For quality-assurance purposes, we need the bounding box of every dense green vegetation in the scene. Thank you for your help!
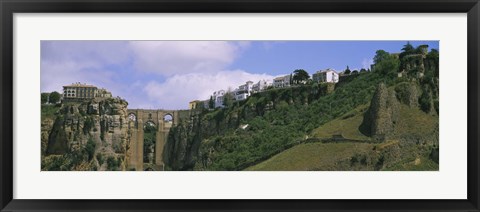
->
[41,91,61,104]
[165,42,439,171]
[143,123,156,163]
[41,104,61,121]
[178,70,395,170]
[247,103,439,171]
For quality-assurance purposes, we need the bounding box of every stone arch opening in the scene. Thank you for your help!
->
[143,120,157,164]
[127,112,137,128]
[163,113,173,128]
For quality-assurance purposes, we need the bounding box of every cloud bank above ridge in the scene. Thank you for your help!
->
[41,41,274,109]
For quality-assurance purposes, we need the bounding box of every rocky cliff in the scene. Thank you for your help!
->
[360,83,399,141]
[42,98,130,171]
[163,83,338,171]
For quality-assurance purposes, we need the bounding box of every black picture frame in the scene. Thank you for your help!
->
[1,0,479,211]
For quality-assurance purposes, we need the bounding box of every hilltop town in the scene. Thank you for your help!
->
[41,43,439,171]
[189,68,346,110]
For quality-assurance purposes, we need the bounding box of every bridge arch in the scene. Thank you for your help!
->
[126,109,184,171]
[163,113,173,122]
[163,113,173,128]
[127,112,137,128]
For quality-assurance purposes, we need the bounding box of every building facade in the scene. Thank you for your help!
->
[312,69,339,83]
[252,79,271,93]
[213,90,225,108]
[63,82,114,101]
[63,83,98,100]
[234,81,253,101]
[189,100,204,110]
[273,75,291,88]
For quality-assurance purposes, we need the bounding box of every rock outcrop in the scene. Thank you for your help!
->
[163,115,202,171]
[43,98,130,171]
[394,82,419,108]
[360,83,399,141]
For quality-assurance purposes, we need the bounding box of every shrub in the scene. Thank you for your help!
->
[107,156,119,171]
[85,138,96,161]
[419,85,432,113]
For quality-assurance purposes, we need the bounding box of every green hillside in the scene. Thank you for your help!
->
[311,104,370,141]
[164,44,439,171]
[246,103,439,171]
[165,71,388,171]
[245,142,374,171]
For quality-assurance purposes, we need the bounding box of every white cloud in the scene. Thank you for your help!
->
[41,41,263,109]
[41,41,130,92]
[41,41,130,66]
[128,41,249,76]
[141,70,275,110]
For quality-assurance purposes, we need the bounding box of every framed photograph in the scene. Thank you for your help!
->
[1,0,479,211]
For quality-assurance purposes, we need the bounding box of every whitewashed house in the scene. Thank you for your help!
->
[312,68,339,83]
[252,79,271,93]
[234,81,253,101]
[273,75,291,88]
[213,90,225,108]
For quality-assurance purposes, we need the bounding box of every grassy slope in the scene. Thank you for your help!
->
[245,142,373,171]
[246,102,439,171]
[311,104,370,141]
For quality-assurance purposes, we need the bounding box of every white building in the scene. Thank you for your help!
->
[273,75,291,88]
[234,81,253,101]
[213,90,225,108]
[202,99,210,109]
[312,69,339,83]
[252,79,271,93]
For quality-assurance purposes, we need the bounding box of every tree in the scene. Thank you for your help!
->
[223,93,234,108]
[344,66,351,75]
[41,93,49,104]
[85,138,96,161]
[49,91,61,104]
[399,42,415,59]
[401,42,414,53]
[428,48,439,58]
[374,54,400,77]
[419,85,432,113]
[373,50,390,64]
[373,49,400,76]
[360,68,367,73]
[292,69,310,84]
[209,96,215,109]
[427,49,439,77]
[352,70,359,75]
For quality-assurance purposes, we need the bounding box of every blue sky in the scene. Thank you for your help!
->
[41,41,439,110]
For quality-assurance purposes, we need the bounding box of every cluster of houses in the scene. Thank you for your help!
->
[189,68,340,109]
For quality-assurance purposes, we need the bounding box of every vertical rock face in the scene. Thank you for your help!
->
[41,119,55,155]
[394,82,419,108]
[43,98,130,171]
[163,115,201,171]
[360,83,399,141]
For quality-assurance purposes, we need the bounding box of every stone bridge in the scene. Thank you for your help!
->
[126,109,181,171]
